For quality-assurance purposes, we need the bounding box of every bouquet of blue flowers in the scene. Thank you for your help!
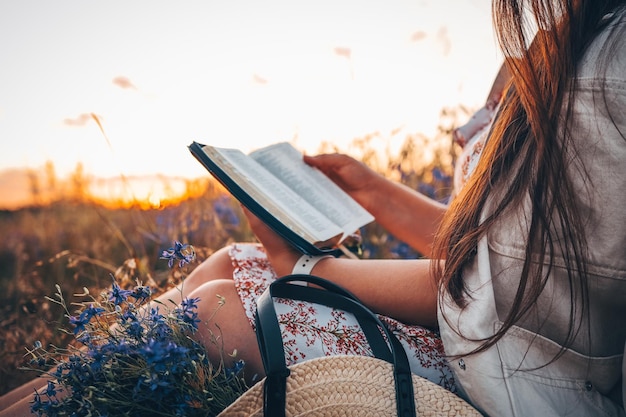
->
[26,242,248,417]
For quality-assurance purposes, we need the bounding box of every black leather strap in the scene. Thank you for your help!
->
[255,274,417,417]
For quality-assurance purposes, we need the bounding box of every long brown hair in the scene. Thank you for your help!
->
[433,0,625,357]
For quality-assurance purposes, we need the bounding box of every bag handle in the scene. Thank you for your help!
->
[255,274,416,417]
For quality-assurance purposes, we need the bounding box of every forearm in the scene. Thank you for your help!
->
[247,207,440,327]
[360,175,447,257]
[272,255,439,328]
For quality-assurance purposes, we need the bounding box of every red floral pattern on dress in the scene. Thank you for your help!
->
[229,243,457,392]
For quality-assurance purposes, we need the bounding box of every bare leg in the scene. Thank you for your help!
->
[160,245,264,380]
[0,395,33,417]
[0,245,254,415]
[145,245,238,308]
[187,279,264,383]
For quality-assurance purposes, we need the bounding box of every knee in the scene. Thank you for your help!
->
[182,245,235,293]
[189,279,235,312]
[186,279,249,351]
[187,279,244,337]
[185,279,264,381]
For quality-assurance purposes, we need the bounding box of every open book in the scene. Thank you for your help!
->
[188,141,374,256]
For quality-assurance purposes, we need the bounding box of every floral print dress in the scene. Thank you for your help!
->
[228,105,494,394]
[229,243,456,392]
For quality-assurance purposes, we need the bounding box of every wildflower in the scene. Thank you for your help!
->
[82,304,105,320]
[140,338,190,374]
[225,359,246,380]
[180,296,200,311]
[131,284,152,301]
[45,381,57,398]
[143,371,172,392]
[108,280,132,305]
[69,314,90,335]
[146,307,172,339]
[121,309,137,323]
[175,296,201,331]
[160,241,196,268]
[31,390,43,415]
[76,332,93,346]
[27,256,248,416]
[126,320,145,339]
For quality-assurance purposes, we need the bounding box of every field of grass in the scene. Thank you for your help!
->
[0,111,465,397]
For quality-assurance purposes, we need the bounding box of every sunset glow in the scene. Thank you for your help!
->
[0,0,501,209]
[87,176,207,210]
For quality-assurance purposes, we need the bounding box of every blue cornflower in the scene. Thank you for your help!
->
[160,241,195,268]
[140,339,189,373]
[149,306,165,323]
[225,359,245,380]
[68,315,90,335]
[29,275,250,416]
[88,348,107,371]
[82,304,105,321]
[180,296,200,312]
[52,364,65,381]
[76,332,93,347]
[93,339,131,360]
[109,280,132,305]
[140,338,168,368]
[146,307,172,339]
[69,304,106,336]
[121,309,137,323]
[41,398,59,416]
[31,390,43,415]
[180,311,200,331]
[144,372,170,391]
[131,285,152,302]
[45,381,57,398]
[126,320,144,339]
[175,297,201,331]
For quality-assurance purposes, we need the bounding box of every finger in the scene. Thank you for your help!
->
[303,153,350,172]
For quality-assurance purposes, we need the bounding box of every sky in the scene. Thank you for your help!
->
[0,0,501,184]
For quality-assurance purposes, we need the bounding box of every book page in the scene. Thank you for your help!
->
[201,146,344,243]
[249,143,374,239]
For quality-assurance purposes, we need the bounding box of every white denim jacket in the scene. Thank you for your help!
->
[439,8,626,416]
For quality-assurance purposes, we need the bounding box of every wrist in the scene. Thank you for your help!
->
[358,173,386,214]
[291,254,333,275]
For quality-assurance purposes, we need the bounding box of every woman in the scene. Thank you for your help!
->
[186,1,626,414]
[186,1,624,415]
[2,0,624,415]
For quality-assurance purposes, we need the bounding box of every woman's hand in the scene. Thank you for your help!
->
[303,153,385,213]
[306,152,447,256]
[241,207,301,277]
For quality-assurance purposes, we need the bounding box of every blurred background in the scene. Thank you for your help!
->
[0,0,500,208]
[0,0,500,396]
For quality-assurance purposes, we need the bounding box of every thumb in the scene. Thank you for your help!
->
[303,153,350,172]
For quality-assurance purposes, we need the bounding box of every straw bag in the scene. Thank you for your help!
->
[218,275,481,417]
